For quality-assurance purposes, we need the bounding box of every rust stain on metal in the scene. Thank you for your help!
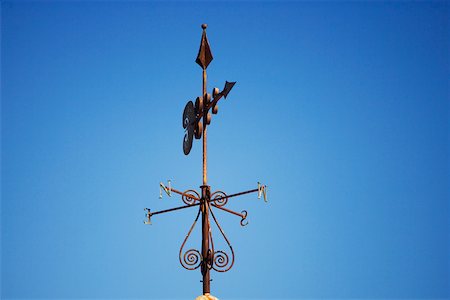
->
[196,24,213,70]
[143,24,268,297]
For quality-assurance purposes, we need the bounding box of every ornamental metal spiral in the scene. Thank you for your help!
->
[179,208,202,270]
[182,189,201,205]
[183,249,202,269]
[209,206,235,272]
[213,250,230,269]
[211,191,227,207]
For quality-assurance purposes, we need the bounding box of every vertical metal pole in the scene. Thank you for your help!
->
[202,67,207,186]
[201,185,211,294]
[201,37,210,293]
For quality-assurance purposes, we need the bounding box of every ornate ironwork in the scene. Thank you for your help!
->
[209,207,234,272]
[179,209,202,270]
[211,190,227,207]
[143,24,268,296]
[182,189,201,205]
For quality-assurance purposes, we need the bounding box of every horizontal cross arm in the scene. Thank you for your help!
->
[144,203,200,224]
[170,188,200,201]
[208,188,259,203]
[211,204,248,226]
[151,203,200,216]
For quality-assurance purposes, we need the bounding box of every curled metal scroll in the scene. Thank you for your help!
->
[182,189,200,205]
[182,249,202,269]
[213,250,230,270]
[211,191,228,207]
[209,206,235,272]
[179,208,202,270]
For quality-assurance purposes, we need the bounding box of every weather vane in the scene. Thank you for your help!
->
[144,24,267,300]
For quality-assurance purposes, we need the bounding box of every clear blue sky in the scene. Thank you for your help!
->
[1,1,449,299]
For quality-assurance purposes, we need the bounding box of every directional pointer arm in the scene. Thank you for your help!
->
[144,203,200,224]
[211,204,248,226]
[208,188,258,204]
[208,183,267,204]
[206,81,236,111]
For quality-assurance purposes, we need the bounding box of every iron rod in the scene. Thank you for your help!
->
[201,24,210,295]
[206,94,223,111]
[150,203,200,216]
[201,185,211,294]
[170,187,200,200]
[208,188,259,203]
[211,204,245,218]
[202,67,207,186]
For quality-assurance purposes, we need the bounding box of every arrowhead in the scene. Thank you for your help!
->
[195,29,213,69]
[222,81,236,99]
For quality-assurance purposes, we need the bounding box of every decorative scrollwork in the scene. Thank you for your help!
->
[182,189,200,205]
[211,190,228,207]
[209,207,235,272]
[213,250,229,269]
[181,249,202,270]
[179,208,202,270]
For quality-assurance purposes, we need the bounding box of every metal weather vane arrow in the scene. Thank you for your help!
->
[144,24,267,299]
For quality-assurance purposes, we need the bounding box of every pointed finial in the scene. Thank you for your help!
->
[196,24,213,69]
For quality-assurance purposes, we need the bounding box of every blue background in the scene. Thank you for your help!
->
[1,1,449,299]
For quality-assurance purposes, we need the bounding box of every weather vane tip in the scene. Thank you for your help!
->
[196,24,213,69]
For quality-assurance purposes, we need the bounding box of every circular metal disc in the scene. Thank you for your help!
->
[183,129,194,155]
[183,101,195,128]
[183,101,195,155]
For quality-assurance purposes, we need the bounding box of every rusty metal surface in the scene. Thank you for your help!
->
[211,190,228,206]
[222,81,236,99]
[179,209,202,270]
[208,188,259,204]
[209,207,234,272]
[196,24,213,70]
[201,185,211,293]
[182,189,201,205]
[144,24,268,296]
[202,70,208,186]
[150,202,199,216]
